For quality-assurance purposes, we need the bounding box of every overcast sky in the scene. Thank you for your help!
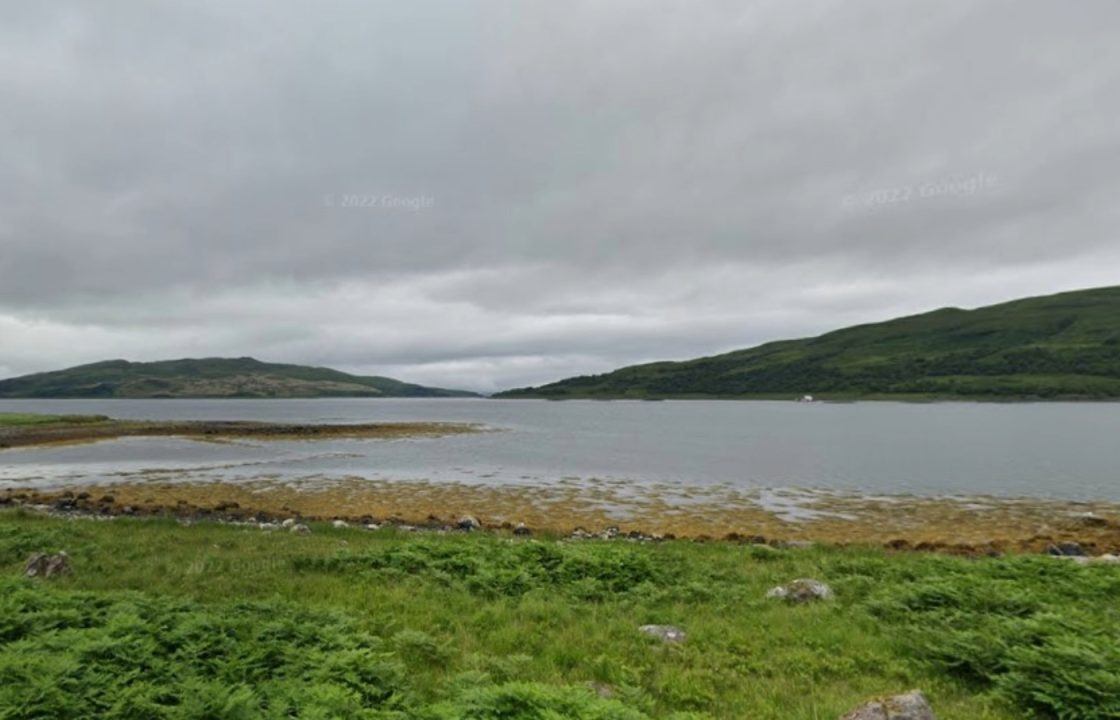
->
[1,1,1118,392]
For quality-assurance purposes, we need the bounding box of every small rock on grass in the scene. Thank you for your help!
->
[638,624,686,643]
[840,690,936,719]
[766,578,833,602]
[290,523,311,535]
[281,518,297,529]
[513,523,532,536]
[332,519,349,528]
[25,552,71,579]
[457,516,481,531]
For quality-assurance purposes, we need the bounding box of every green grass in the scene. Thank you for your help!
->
[2,512,1118,718]
[497,285,1120,400]
[0,413,110,427]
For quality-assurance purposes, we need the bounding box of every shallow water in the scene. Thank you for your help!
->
[1,398,1119,500]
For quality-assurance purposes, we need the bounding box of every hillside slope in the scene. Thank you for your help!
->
[0,357,478,398]
[497,286,1120,400]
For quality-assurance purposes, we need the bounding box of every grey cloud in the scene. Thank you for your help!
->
[1,0,1118,389]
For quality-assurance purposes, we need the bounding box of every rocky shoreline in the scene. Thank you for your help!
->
[5,483,1120,560]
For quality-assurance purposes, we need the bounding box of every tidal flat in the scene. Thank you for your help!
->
[0,411,478,450]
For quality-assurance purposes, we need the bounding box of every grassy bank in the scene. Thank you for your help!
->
[0,412,110,427]
[3,512,1119,718]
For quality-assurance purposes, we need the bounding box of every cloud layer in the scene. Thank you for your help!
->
[2,1,1118,391]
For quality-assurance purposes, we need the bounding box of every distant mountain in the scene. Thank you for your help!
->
[0,357,478,399]
[496,286,1120,400]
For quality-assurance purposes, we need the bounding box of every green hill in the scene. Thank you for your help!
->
[0,357,478,399]
[496,286,1120,400]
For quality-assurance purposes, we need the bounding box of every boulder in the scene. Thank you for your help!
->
[25,552,71,579]
[841,690,936,719]
[332,519,349,529]
[281,518,297,529]
[513,523,532,536]
[766,578,833,603]
[290,523,311,535]
[457,516,481,531]
[638,624,686,643]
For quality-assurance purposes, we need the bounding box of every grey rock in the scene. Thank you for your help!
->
[457,516,481,531]
[1047,541,1085,557]
[513,522,532,536]
[1072,512,1110,528]
[281,518,297,529]
[331,519,349,528]
[766,578,834,603]
[25,552,71,579]
[638,624,686,643]
[841,690,936,719]
[290,523,311,535]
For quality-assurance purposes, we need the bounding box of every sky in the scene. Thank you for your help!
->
[1,1,1118,393]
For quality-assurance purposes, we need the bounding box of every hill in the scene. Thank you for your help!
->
[496,286,1120,400]
[0,357,478,398]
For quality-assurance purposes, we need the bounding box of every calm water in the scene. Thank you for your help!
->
[1,398,1118,500]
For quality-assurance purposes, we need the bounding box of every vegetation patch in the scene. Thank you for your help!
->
[2,512,1119,718]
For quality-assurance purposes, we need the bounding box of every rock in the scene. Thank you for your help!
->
[1072,512,1110,528]
[281,518,297,529]
[1048,541,1085,556]
[25,552,71,579]
[258,522,280,531]
[290,523,311,535]
[569,527,593,540]
[1059,553,1120,565]
[588,682,615,698]
[776,540,815,550]
[332,519,349,528]
[766,578,833,603]
[601,526,621,540]
[364,523,381,531]
[638,624,686,643]
[513,523,532,536]
[841,690,936,719]
[457,516,481,531]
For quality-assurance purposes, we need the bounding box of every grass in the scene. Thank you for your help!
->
[0,413,109,427]
[2,511,1118,718]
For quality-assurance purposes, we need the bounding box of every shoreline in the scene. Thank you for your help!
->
[6,478,1119,556]
[0,418,480,450]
